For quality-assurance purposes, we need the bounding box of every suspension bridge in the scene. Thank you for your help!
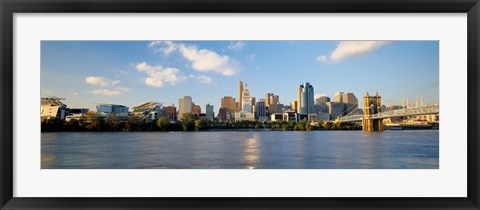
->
[335,92,439,131]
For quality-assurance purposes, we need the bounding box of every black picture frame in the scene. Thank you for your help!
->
[1,0,479,209]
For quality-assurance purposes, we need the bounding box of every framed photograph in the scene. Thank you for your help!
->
[1,0,479,209]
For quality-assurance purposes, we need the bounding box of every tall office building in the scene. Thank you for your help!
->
[327,102,344,120]
[255,99,267,118]
[235,83,255,121]
[315,96,330,113]
[265,93,279,106]
[178,96,192,119]
[220,96,236,112]
[297,86,302,111]
[342,92,359,115]
[192,103,201,115]
[291,100,298,111]
[297,82,315,114]
[342,92,358,105]
[238,81,244,111]
[333,92,345,103]
[206,104,214,121]
[242,84,253,112]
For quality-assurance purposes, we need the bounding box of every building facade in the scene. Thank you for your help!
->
[41,97,69,120]
[178,96,193,118]
[96,104,129,118]
[255,99,267,119]
[221,96,236,112]
[192,103,201,115]
[206,104,214,121]
[298,82,315,114]
[238,81,244,111]
[163,106,177,121]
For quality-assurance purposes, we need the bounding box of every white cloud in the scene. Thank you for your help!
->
[178,44,240,76]
[89,89,122,96]
[317,41,391,64]
[228,41,246,51]
[85,76,120,87]
[149,41,177,56]
[69,92,78,96]
[246,54,255,62]
[189,74,214,84]
[135,62,186,87]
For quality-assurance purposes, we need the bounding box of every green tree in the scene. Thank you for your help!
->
[180,113,195,131]
[106,113,120,131]
[156,117,170,131]
[306,123,313,131]
[124,116,139,131]
[294,121,305,131]
[65,119,81,131]
[194,119,209,131]
[254,122,262,129]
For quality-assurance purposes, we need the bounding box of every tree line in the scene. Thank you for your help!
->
[41,112,361,132]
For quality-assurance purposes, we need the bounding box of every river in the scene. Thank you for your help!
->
[41,130,439,169]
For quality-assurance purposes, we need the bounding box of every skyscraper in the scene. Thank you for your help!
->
[315,96,330,113]
[178,96,192,119]
[342,92,359,115]
[298,82,315,114]
[206,104,214,121]
[235,83,256,121]
[333,92,345,103]
[242,84,253,113]
[220,96,236,112]
[238,81,243,111]
[255,99,267,118]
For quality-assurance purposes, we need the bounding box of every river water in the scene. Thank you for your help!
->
[41,130,439,169]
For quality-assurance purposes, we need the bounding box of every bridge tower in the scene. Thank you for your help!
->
[362,91,383,131]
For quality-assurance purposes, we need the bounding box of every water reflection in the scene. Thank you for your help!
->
[243,134,260,169]
[41,131,439,169]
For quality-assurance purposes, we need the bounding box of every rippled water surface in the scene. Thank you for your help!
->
[41,130,439,169]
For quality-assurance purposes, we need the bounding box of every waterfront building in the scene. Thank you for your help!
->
[132,101,163,121]
[270,113,283,122]
[206,104,214,121]
[65,108,89,122]
[298,82,315,114]
[234,112,255,121]
[96,104,129,118]
[282,110,298,122]
[192,103,201,115]
[221,96,236,112]
[41,97,69,120]
[178,96,193,119]
[163,105,177,121]
[326,102,344,120]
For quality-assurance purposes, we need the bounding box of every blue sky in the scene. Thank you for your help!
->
[41,41,439,112]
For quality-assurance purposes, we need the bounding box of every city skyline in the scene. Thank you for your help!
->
[41,41,439,111]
